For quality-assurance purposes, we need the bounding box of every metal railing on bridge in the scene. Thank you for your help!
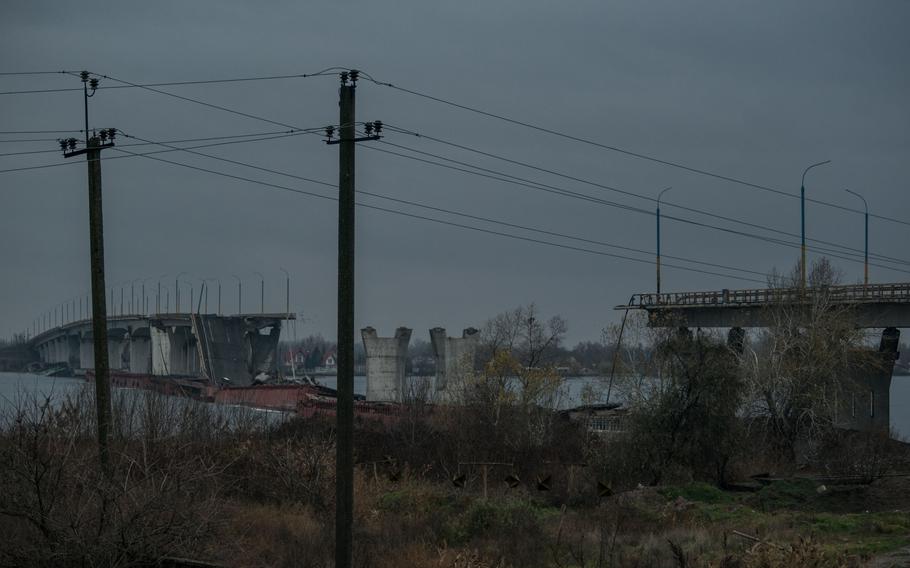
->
[624,282,910,310]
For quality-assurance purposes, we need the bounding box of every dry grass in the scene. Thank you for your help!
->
[1,386,908,567]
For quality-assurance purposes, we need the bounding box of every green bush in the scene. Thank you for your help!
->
[748,478,818,510]
[446,497,555,544]
[659,482,733,504]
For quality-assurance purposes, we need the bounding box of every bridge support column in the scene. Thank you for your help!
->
[128,327,151,374]
[80,334,95,370]
[430,327,480,400]
[151,326,171,376]
[248,321,280,380]
[107,328,130,371]
[171,326,197,376]
[837,327,900,434]
[362,327,412,402]
[149,324,197,376]
[727,327,745,355]
[66,335,80,369]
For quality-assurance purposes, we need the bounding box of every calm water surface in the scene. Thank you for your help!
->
[1,372,907,439]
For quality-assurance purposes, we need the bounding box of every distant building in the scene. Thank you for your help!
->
[561,403,628,434]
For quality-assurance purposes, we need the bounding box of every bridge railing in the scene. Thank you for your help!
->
[627,282,910,309]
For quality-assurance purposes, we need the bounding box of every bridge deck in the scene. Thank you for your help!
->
[28,313,295,345]
[616,283,910,328]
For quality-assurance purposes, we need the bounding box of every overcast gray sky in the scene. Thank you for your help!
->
[2,0,908,345]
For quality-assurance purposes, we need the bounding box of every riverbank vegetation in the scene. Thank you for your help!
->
[2,385,908,567]
[2,262,909,566]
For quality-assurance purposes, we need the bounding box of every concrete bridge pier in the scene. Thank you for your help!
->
[79,334,94,370]
[128,326,152,374]
[150,324,197,376]
[430,327,479,399]
[727,327,745,354]
[248,322,281,379]
[362,327,412,402]
[108,327,131,371]
[49,336,69,365]
[66,334,80,369]
[837,327,900,433]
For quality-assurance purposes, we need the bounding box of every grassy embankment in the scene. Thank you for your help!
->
[2,388,909,567]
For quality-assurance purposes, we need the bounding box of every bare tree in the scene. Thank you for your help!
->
[480,303,567,370]
[604,323,743,486]
[739,258,874,460]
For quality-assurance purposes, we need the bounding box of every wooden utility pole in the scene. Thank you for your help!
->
[335,70,356,568]
[326,69,382,568]
[86,136,112,468]
[61,71,116,469]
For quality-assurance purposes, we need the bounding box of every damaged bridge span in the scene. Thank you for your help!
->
[28,312,292,386]
[616,282,909,435]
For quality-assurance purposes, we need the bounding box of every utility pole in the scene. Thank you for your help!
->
[325,69,382,568]
[59,70,116,469]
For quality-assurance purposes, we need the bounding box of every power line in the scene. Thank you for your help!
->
[0,129,319,175]
[8,67,903,229]
[360,140,910,276]
[82,70,345,133]
[0,71,67,76]
[126,131,766,277]
[8,69,901,278]
[73,69,910,266]
[85,68,897,264]
[111,140,765,284]
[0,130,83,134]
[382,124,910,268]
[0,138,68,144]
[0,128,319,158]
[363,74,910,229]
[0,68,345,96]
[356,129,910,272]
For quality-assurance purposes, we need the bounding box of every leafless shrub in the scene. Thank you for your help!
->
[0,388,226,567]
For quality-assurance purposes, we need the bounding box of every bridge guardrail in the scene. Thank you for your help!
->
[626,282,910,309]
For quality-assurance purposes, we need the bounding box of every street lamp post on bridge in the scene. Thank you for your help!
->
[280,267,294,379]
[142,277,155,315]
[845,188,869,287]
[232,275,242,314]
[157,274,168,314]
[656,186,672,297]
[130,278,141,315]
[801,160,831,288]
[175,272,187,313]
[183,281,195,314]
[254,271,265,314]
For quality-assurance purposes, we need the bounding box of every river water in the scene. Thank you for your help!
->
[1,372,907,439]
